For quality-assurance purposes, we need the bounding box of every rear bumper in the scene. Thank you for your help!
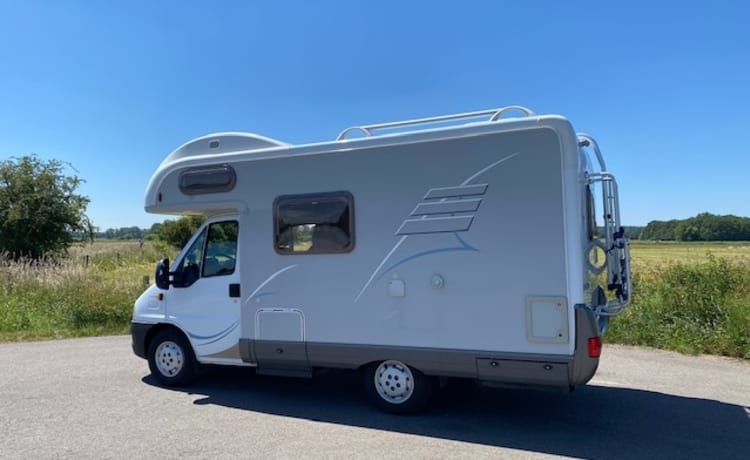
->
[570,305,601,386]
[131,322,155,359]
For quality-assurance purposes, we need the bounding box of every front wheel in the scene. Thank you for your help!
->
[364,360,433,414]
[147,330,196,386]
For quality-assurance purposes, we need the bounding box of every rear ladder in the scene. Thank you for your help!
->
[579,134,632,319]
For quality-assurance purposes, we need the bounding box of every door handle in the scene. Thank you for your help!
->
[229,284,241,298]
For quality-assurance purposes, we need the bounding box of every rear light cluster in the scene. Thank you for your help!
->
[588,337,602,358]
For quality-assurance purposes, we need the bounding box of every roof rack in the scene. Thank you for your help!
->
[336,105,536,141]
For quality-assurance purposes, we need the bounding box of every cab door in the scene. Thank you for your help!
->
[165,218,242,363]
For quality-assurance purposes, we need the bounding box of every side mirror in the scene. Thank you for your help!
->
[155,258,171,290]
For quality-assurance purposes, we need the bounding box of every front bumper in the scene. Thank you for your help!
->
[131,322,155,359]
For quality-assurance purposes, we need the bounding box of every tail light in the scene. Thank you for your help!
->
[588,337,602,358]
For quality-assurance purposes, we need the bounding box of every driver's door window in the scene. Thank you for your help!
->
[202,221,238,277]
[175,228,206,287]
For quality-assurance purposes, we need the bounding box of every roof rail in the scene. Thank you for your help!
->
[336,105,536,141]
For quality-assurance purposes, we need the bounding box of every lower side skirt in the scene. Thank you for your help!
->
[238,305,600,386]
[241,339,583,387]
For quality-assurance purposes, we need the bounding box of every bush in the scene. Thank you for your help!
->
[155,216,205,248]
[607,256,750,358]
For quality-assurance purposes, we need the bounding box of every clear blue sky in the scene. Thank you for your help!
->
[1,1,748,230]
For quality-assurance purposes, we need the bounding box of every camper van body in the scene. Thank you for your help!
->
[131,107,631,412]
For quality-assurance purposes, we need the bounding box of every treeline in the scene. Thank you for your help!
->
[96,226,153,241]
[621,226,645,240]
[99,212,750,245]
[96,216,204,248]
[641,213,750,241]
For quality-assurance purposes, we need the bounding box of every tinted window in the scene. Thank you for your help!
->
[179,165,236,195]
[203,221,238,277]
[175,228,206,287]
[275,192,354,254]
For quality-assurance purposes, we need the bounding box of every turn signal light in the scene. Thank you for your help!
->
[588,337,602,358]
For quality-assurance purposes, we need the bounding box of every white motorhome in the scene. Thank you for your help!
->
[131,106,631,412]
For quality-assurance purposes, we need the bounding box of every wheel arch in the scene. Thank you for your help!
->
[144,323,193,358]
[358,359,384,373]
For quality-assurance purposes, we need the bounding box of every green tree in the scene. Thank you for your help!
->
[156,215,205,248]
[675,220,701,241]
[0,155,93,259]
[642,213,750,241]
[641,219,679,240]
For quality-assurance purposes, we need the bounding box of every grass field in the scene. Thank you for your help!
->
[0,241,172,341]
[629,241,750,265]
[1,240,748,359]
[607,241,750,358]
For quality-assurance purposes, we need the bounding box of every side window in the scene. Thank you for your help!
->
[179,165,236,195]
[176,228,206,287]
[274,192,354,254]
[203,221,239,277]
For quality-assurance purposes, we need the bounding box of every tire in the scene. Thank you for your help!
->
[147,329,197,387]
[364,360,433,414]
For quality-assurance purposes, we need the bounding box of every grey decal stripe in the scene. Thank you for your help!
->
[411,198,481,216]
[397,216,474,235]
[424,184,488,199]
[244,264,298,305]
[355,153,520,303]
[460,152,520,185]
[355,235,407,302]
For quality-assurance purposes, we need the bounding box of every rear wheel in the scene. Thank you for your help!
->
[147,329,196,386]
[364,360,433,413]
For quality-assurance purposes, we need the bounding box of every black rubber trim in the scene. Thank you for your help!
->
[131,322,155,359]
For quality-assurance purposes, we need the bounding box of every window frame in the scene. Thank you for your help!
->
[273,191,355,255]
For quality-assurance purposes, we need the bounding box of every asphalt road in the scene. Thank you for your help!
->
[1,336,748,460]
